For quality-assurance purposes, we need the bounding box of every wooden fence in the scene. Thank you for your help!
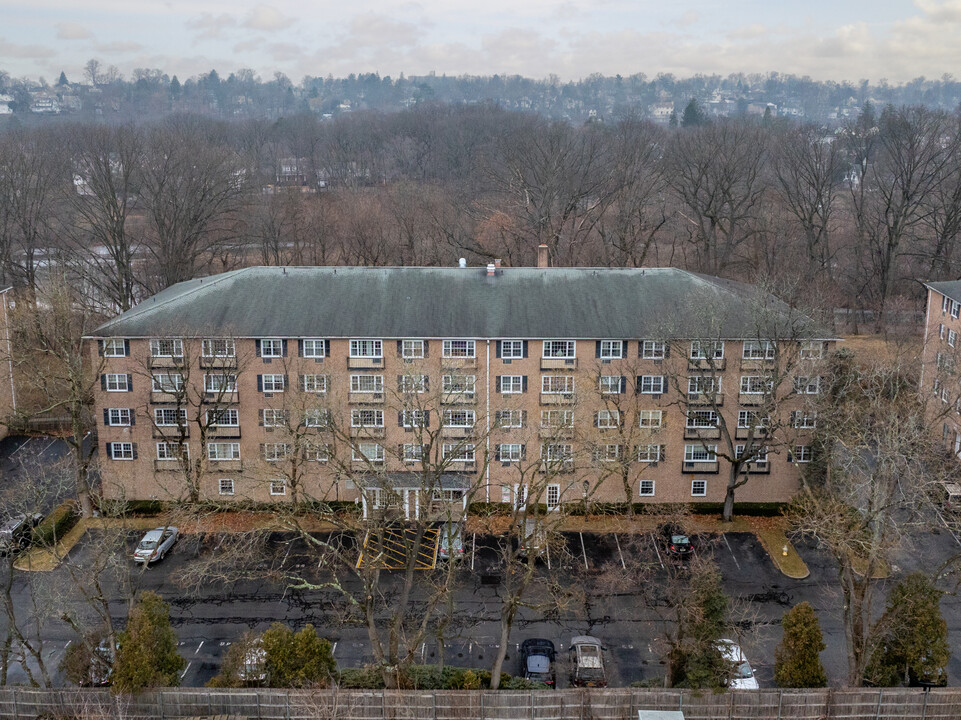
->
[1,687,960,720]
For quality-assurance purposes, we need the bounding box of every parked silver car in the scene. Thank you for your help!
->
[437,521,464,561]
[133,526,179,564]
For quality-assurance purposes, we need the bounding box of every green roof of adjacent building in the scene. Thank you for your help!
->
[89,266,831,340]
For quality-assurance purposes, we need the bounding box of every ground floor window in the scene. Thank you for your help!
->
[639,480,655,496]
[270,479,287,496]
[546,484,560,509]
[219,478,235,495]
[691,480,707,497]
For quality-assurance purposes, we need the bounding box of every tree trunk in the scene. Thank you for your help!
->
[488,602,515,690]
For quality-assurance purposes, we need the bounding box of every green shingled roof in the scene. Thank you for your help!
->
[89,266,829,340]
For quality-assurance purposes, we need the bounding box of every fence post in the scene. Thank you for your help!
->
[530,689,534,720]
[12,687,17,718]
[921,689,929,720]
[875,689,883,720]
[776,689,782,720]
[286,691,290,720]
[256,690,261,720]
[159,690,165,720]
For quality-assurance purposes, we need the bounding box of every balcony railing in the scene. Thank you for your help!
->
[683,460,719,473]
[540,393,575,405]
[541,357,577,370]
[348,357,384,369]
[683,427,721,440]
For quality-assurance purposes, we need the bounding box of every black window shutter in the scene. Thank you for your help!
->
[397,341,403,356]
[593,412,599,428]
[595,341,601,358]
[255,339,262,357]
[635,376,643,394]
[424,376,430,392]
[494,410,502,426]
[423,340,429,358]
[495,376,501,393]
[298,340,303,357]
[521,410,527,427]
[131,444,138,460]
[284,374,289,389]
[105,443,113,459]
[100,375,106,391]
[521,445,527,461]
[522,376,528,393]
[397,444,405,457]
[282,340,288,357]
[126,374,133,392]
[257,375,263,392]
[620,376,627,394]
[523,341,529,358]
[324,340,331,357]
[424,410,430,427]
[620,341,627,356]
[103,409,109,425]
[496,341,502,358]
[124,340,130,356]
[397,375,404,392]
[97,340,104,356]
[258,410,264,426]
[130,412,135,426]
[661,375,667,389]
[494,444,501,461]
[398,411,404,427]
[664,344,671,358]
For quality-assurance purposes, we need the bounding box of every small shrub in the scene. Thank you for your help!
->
[337,667,385,688]
[31,502,78,548]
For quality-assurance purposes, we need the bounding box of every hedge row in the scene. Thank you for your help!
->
[337,665,545,690]
[31,502,78,548]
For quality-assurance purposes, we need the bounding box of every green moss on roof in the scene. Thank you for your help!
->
[90,266,829,340]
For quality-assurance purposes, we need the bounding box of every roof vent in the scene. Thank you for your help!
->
[487,263,496,276]
[458,258,467,268]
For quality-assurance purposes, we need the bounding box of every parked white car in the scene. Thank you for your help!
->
[133,526,179,564]
[718,639,759,689]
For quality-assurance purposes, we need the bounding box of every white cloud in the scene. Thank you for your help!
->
[242,5,294,32]
[55,22,92,40]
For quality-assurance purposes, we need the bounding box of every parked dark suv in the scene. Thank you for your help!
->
[520,638,556,687]
[0,513,44,555]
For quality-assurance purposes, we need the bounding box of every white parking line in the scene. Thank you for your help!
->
[471,533,476,571]
[195,641,204,654]
[614,534,626,570]
[36,439,56,457]
[651,533,665,570]
[579,532,589,570]
[723,534,741,570]
[331,641,337,656]
[10,437,33,458]
[180,662,191,680]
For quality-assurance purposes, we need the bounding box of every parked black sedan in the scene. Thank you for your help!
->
[658,523,693,560]
[520,638,556,687]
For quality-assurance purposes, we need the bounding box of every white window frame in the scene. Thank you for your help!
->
[105,373,129,392]
[949,330,957,348]
[690,341,724,360]
[260,338,283,357]
[794,376,821,394]
[202,338,236,358]
[103,339,126,357]
[736,444,769,468]
[206,408,239,427]
[684,444,717,462]
[401,339,425,359]
[150,338,183,358]
[546,484,561,508]
[542,443,573,464]
[263,443,289,462]
[109,442,134,460]
[497,409,524,428]
[689,376,721,395]
[599,340,623,359]
[691,479,707,497]
[152,373,184,393]
[349,339,382,358]
[636,444,664,463]
[596,410,620,429]
[262,409,288,428]
[599,376,621,394]
[541,375,574,394]
[638,410,663,429]
[205,373,237,393]
[792,411,817,429]
[639,375,665,394]
[639,479,655,496]
[302,374,328,393]
[952,300,960,319]
[737,410,767,429]
[400,409,426,428]
[219,478,235,495]
[443,443,476,462]
[501,340,524,359]
[743,340,776,360]
[442,374,475,397]
[302,339,326,358]
[594,444,622,462]
[499,443,524,462]
[353,443,385,462]
[543,340,576,359]
[799,341,823,360]
[739,375,771,394]
[444,409,476,428]
[261,374,285,393]
[208,442,240,461]
[400,374,427,393]
[154,408,186,426]
[500,375,524,393]
[350,374,384,393]
[641,340,666,359]
[107,408,131,426]
[303,409,329,428]
[540,409,574,429]
[305,442,329,462]
[792,445,812,463]
[402,443,424,462]
[442,340,475,358]
[156,441,188,461]
[270,479,287,496]
[351,409,384,428]
[686,410,718,428]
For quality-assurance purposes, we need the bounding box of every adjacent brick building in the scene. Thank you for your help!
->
[87,262,832,516]
[922,281,961,454]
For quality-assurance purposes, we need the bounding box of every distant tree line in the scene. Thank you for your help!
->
[0,103,958,325]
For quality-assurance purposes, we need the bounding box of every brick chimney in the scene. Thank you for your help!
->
[537,244,549,268]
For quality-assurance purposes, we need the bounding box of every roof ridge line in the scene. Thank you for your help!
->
[99,268,249,330]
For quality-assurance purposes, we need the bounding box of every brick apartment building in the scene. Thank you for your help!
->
[922,281,961,454]
[87,260,831,517]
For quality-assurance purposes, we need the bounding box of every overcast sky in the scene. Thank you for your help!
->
[2,0,960,85]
